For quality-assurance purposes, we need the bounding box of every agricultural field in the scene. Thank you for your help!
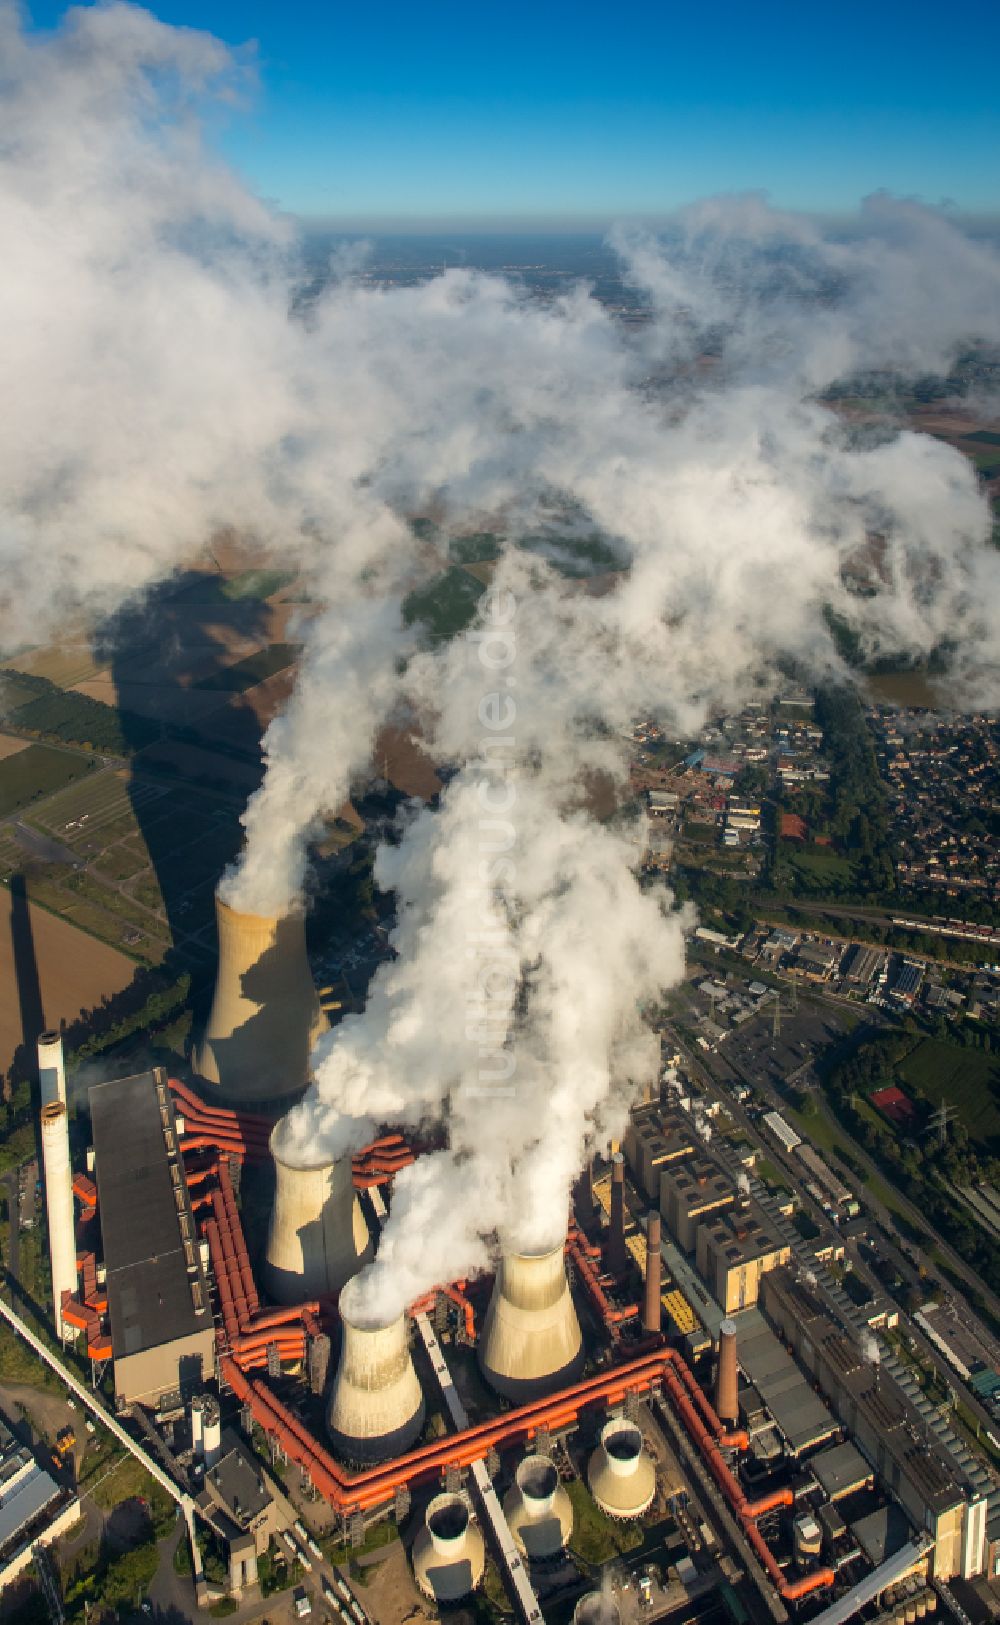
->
[0,744,94,818]
[403,566,485,643]
[16,762,244,963]
[897,1040,1000,1153]
[0,883,137,1076]
[193,641,298,692]
[1,642,110,688]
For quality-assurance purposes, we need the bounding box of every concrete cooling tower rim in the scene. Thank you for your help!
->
[269,1120,333,1172]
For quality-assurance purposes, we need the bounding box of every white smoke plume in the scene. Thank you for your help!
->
[861,1330,882,1366]
[4,6,1000,1317]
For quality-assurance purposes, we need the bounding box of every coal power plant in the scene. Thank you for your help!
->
[43,864,990,1622]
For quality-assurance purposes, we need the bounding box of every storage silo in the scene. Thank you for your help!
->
[40,1102,77,1340]
[202,1395,222,1468]
[327,1296,425,1464]
[263,1124,372,1302]
[412,1493,485,1602]
[194,893,327,1104]
[502,1455,574,1559]
[587,1418,656,1519]
[479,1243,584,1402]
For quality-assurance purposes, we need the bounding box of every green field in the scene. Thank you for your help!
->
[194,642,297,691]
[897,1040,1000,1150]
[0,745,93,817]
[565,1476,643,1564]
[403,567,486,644]
[780,847,857,895]
[219,568,295,601]
[965,431,1000,448]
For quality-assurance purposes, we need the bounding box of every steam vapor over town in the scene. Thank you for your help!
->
[1,5,1000,1625]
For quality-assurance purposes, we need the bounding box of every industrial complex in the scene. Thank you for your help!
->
[16,884,1000,1623]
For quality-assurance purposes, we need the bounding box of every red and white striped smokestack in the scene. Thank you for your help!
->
[607,1152,627,1276]
[643,1211,662,1336]
[715,1317,740,1426]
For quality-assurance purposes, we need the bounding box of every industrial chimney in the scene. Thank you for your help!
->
[40,1102,76,1340]
[412,1492,485,1603]
[715,1317,740,1426]
[37,1031,66,1109]
[502,1455,574,1559]
[643,1211,662,1336]
[574,1157,596,1227]
[194,894,327,1104]
[478,1243,584,1402]
[327,1296,425,1464]
[263,1124,372,1303]
[587,1417,656,1519]
[607,1153,627,1276]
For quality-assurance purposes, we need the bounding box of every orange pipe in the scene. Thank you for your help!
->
[223,1347,675,1512]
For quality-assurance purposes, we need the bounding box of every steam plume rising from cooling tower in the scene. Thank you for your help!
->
[4,6,1000,1326]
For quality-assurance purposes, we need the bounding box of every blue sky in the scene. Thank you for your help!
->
[31,0,1000,220]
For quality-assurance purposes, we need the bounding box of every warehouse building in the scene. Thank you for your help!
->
[0,1413,79,1588]
[90,1070,215,1409]
[734,1307,838,1456]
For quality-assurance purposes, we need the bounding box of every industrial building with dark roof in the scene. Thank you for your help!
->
[762,1268,988,1581]
[90,1069,215,1408]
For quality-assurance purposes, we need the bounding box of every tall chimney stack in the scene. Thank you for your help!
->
[40,1102,76,1340]
[643,1211,662,1336]
[715,1317,740,1426]
[37,1031,67,1109]
[574,1158,596,1227]
[607,1153,627,1276]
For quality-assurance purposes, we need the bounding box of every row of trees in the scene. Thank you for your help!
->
[821,1030,1000,1300]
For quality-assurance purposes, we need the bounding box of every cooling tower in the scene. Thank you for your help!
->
[412,1492,485,1602]
[37,1031,66,1109]
[587,1418,656,1519]
[715,1317,740,1426]
[502,1455,574,1559]
[478,1243,584,1403]
[643,1211,662,1336]
[40,1102,76,1341]
[263,1127,372,1303]
[574,1594,622,1625]
[327,1304,425,1464]
[194,894,327,1104]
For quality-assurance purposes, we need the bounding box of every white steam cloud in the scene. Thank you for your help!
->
[3,6,1000,1319]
